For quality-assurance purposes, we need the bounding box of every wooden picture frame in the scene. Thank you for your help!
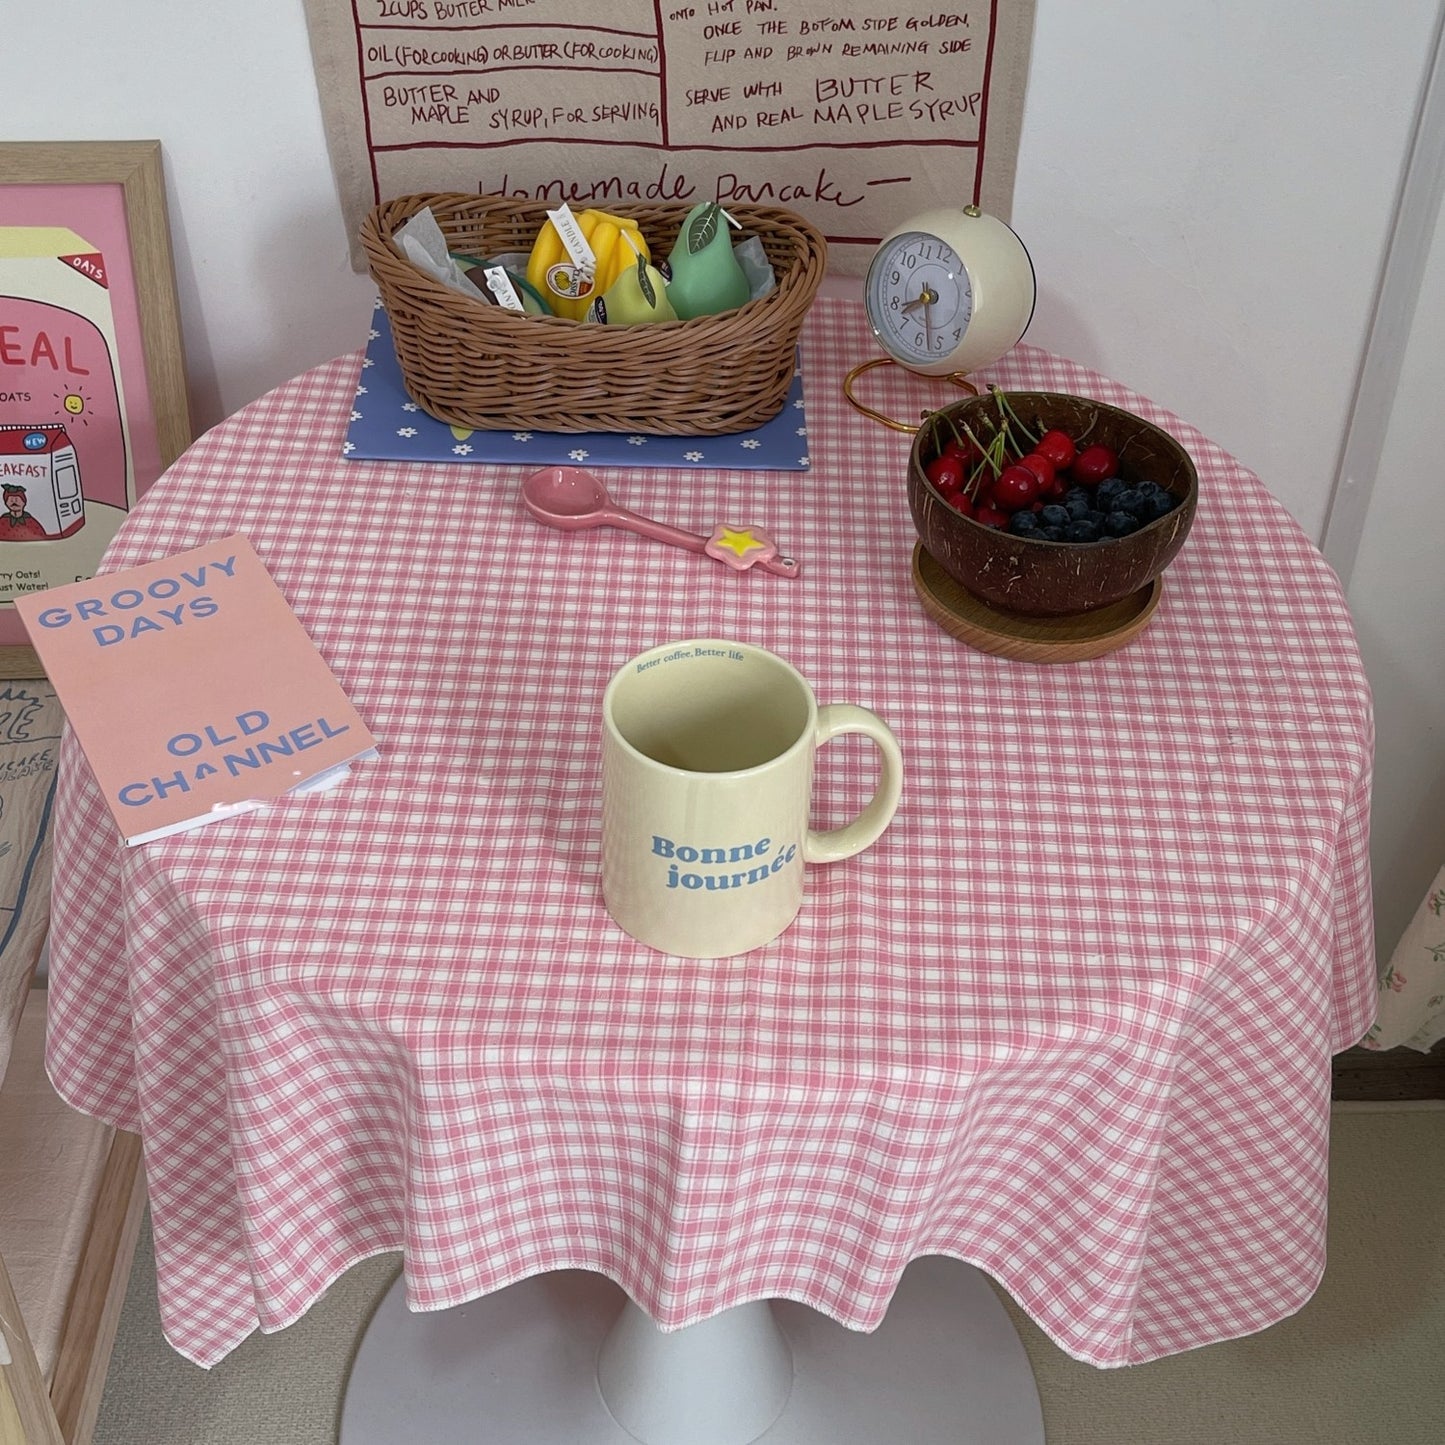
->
[0,141,191,676]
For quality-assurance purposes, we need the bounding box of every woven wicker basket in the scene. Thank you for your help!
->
[360,192,827,435]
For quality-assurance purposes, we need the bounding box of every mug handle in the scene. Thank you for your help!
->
[803,705,904,863]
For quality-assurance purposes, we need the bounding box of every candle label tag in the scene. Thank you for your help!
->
[482,266,525,311]
[546,205,596,275]
[544,204,598,305]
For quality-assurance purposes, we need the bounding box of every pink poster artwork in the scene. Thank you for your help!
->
[0,182,165,646]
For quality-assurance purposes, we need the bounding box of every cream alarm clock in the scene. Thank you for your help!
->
[846,205,1037,430]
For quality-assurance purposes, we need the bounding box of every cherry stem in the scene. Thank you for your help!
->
[922,408,969,453]
[991,421,1012,472]
[990,387,1040,450]
[958,421,1001,478]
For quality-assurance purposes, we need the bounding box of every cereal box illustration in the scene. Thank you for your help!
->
[0,227,133,609]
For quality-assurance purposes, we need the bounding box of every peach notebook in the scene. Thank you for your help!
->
[15,533,379,846]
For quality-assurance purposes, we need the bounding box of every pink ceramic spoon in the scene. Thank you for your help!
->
[521,466,801,578]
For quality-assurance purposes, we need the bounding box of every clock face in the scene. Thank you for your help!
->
[865,231,973,370]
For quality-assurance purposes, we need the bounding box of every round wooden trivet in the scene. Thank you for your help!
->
[911,543,1163,663]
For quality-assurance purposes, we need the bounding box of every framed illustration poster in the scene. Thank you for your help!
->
[0,141,190,673]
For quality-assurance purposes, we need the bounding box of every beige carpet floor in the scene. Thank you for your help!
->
[93,1106,1445,1445]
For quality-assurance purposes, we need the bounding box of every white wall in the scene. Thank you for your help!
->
[1347,194,1445,960]
[10,0,1444,965]
[1014,2,1445,541]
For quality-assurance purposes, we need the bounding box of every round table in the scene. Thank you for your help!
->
[41,299,1375,1432]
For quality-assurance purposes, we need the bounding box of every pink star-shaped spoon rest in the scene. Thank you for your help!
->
[704,524,801,577]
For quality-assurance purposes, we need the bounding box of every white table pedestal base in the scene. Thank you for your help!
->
[339,1256,1043,1444]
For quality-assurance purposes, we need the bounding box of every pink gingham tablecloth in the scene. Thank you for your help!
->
[43,298,1375,1368]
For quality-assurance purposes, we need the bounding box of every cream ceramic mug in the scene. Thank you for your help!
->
[601,640,904,958]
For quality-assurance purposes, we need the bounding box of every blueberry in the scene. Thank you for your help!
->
[1141,491,1177,521]
[1065,497,1092,521]
[1008,510,1040,535]
[1115,488,1148,517]
[1096,478,1126,508]
[1104,510,1140,537]
[1064,518,1101,543]
[1064,486,1093,507]
[1039,525,1066,541]
[1039,504,1069,528]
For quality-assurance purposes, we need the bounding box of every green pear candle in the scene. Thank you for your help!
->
[588,241,678,324]
[664,202,752,320]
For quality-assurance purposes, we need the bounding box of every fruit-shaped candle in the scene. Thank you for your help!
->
[664,202,752,319]
[525,207,652,320]
[587,245,677,324]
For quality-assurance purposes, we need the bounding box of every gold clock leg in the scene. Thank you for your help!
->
[841,358,980,434]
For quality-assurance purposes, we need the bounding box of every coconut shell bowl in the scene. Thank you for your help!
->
[907,391,1198,660]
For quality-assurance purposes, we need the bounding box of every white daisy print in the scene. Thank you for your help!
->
[568,448,590,461]
[342,441,356,454]
[684,451,704,462]
[741,439,761,450]
[397,427,418,437]
[627,436,647,446]
[452,444,474,455]
[402,401,419,412]
[795,425,807,437]
[349,410,363,422]
[513,432,533,442]
[361,357,375,369]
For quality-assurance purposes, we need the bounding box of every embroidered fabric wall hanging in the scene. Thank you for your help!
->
[301,0,1037,274]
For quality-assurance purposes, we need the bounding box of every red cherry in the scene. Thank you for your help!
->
[925,454,966,492]
[974,504,1008,529]
[990,464,1041,513]
[1017,452,1056,489]
[1035,429,1077,470]
[950,493,975,518]
[1071,444,1119,487]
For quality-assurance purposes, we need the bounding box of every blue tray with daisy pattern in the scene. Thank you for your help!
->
[344,302,811,472]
